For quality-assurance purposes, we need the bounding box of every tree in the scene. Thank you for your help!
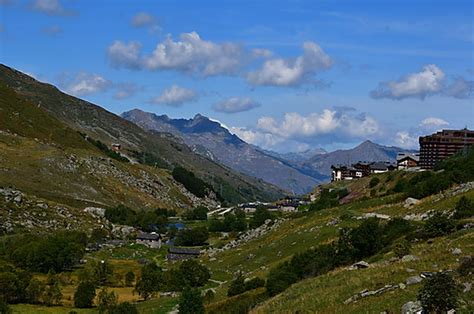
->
[0,299,11,314]
[174,227,209,246]
[135,264,163,300]
[125,271,135,287]
[179,260,210,287]
[203,289,214,304]
[349,218,383,259]
[43,275,62,306]
[25,279,44,304]
[418,272,459,313]
[184,206,208,220]
[250,207,274,229]
[227,273,246,297]
[109,302,138,314]
[97,288,118,314]
[73,282,96,308]
[179,286,204,314]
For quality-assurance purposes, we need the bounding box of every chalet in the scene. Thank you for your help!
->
[136,232,161,249]
[111,143,121,152]
[167,247,201,261]
[331,161,396,181]
[397,152,420,170]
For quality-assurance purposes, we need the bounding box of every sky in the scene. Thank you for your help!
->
[1,0,473,153]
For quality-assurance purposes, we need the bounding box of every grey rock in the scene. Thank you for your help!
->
[404,197,420,208]
[401,255,419,262]
[406,276,423,285]
[463,282,472,293]
[451,248,462,255]
[352,261,370,269]
[399,283,406,289]
[401,301,422,314]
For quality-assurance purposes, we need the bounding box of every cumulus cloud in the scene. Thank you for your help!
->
[371,64,445,100]
[107,32,246,77]
[256,109,379,140]
[395,131,419,149]
[107,40,142,69]
[41,25,62,35]
[229,127,284,149]
[213,97,261,113]
[150,85,198,106]
[113,83,141,100]
[30,0,74,16]
[61,72,111,96]
[420,117,449,129]
[246,41,333,87]
[444,76,474,99]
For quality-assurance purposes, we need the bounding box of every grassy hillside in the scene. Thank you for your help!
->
[0,64,284,205]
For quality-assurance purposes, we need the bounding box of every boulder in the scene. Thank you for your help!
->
[463,282,472,293]
[352,261,370,269]
[451,248,462,255]
[399,283,406,289]
[404,197,420,208]
[84,207,106,217]
[401,255,419,262]
[401,301,423,314]
[406,275,423,285]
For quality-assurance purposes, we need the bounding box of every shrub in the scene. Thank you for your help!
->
[228,273,246,297]
[179,286,204,314]
[174,227,209,246]
[73,282,96,308]
[244,277,265,291]
[109,302,138,314]
[453,196,474,219]
[457,256,473,276]
[423,212,456,238]
[97,288,117,314]
[250,207,274,229]
[0,299,11,314]
[393,238,411,258]
[369,177,380,188]
[124,271,135,287]
[266,262,299,296]
[184,206,208,220]
[418,272,459,313]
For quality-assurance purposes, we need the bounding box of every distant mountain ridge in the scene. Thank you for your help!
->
[122,109,324,194]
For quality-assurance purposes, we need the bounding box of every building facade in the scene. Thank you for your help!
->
[397,152,420,170]
[419,129,474,169]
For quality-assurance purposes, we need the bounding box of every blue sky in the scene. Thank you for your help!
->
[1,0,473,152]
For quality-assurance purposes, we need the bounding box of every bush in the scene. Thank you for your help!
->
[369,177,380,188]
[418,272,459,313]
[250,207,274,229]
[174,227,209,246]
[0,299,11,314]
[393,238,411,258]
[184,206,208,220]
[457,256,473,276]
[124,271,135,287]
[179,286,204,314]
[310,188,348,211]
[453,196,474,219]
[423,212,456,238]
[97,288,117,314]
[266,262,299,296]
[110,302,138,314]
[73,282,96,308]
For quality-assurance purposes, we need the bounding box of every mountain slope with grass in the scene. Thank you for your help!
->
[0,64,284,209]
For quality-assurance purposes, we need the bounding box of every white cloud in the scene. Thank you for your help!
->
[108,32,245,77]
[213,97,261,113]
[30,0,74,16]
[62,72,111,96]
[395,131,419,149]
[113,83,140,100]
[150,85,198,106]
[229,127,284,149]
[107,41,142,69]
[420,117,449,129]
[246,41,333,87]
[370,64,445,100]
[251,48,273,58]
[444,76,474,99]
[256,109,379,139]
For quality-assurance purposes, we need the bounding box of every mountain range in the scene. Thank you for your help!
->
[122,109,409,194]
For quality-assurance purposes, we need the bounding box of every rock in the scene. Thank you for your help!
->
[401,255,419,262]
[399,283,406,289]
[463,282,472,293]
[13,194,22,203]
[451,248,462,255]
[420,271,435,279]
[363,212,391,220]
[401,301,423,314]
[352,261,370,269]
[404,197,420,208]
[209,257,217,262]
[84,207,106,217]
[406,276,423,285]
[406,268,416,273]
